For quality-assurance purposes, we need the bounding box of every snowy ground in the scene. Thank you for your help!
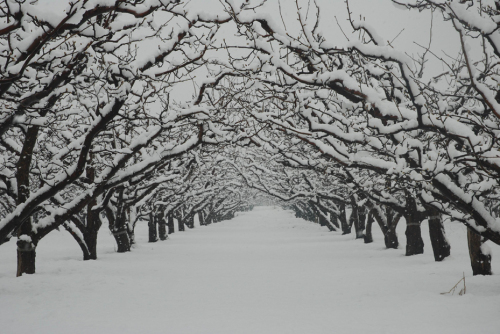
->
[0,206,499,334]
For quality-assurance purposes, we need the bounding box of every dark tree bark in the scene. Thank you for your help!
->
[113,212,131,253]
[113,229,131,253]
[158,222,167,240]
[16,246,36,276]
[329,212,340,229]
[299,203,313,222]
[314,202,337,231]
[319,211,336,231]
[384,210,400,249]
[384,225,399,249]
[349,197,365,239]
[467,228,492,275]
[199,211,205,226]
[127,217,136,246]
[405,220,424,256]
[357,209,366,239]
[307,207,315,222]
[364,212,374,244]
[353,209,366,239]
[339,204,351,235]
[225,211,235,221]
[325,220,336,231]
[16,223,36,276]
[83,161,100,260]
[63,220,91,260]
[304,203,315,222]
[206,214,212,225]
[405,216,424,256]
[167,212,175,234]
[428,211,451,261]
[187,213,195,229]
[83,210,99,260]
[158,211,168,241]
[297,206,305,220]
[316,207,327,227]
[292,205,303,219]
[361,202,399,249]
[16,217,36,277]
[148,212,158,243]
[107,190,131,253]
[16,126,39,276]
[178,215,185,231]
[404,195,424,256]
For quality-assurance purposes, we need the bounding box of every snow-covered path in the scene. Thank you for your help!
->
[1,206,499,334]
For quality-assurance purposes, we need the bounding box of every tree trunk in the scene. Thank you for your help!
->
[405,214,424,256]
[325,221,336,232]
[113,229,131,252]
[16,126,40,276]
[369,204,399,249]
[16,224,36,277]
[428,212,451,261]
[467,228,492,275]
[148,213,158,243]
[384,212,400,249]
[307,206,315,222]
[364,212,374,244]
[108,203,131,253]
[83,219,99,260]
[158,211,168,241]
[385,228,398,249]
[167,212,175,234]
[292,205,302,219]
[317,207,328,227]
[178,216,185,231]
[199,211,205,226]
[404,194,424,256]
[16,246,36,276]
[329,213,340,229]
[302,204,314,222]
[339,204,351,235]
[316,207,336,232]
[83,162,99,260]
[350,196,366,239]
[126,208,135,246]
[353,209,366,239]
[349,205,361,238]
[187,214,195,229]
[128,224,136,246]
[206,214,212,225]
[226,211,235,220]
[63,221,91,260]
[158,223,167,240]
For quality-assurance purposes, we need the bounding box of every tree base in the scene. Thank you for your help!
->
[405,224,424,256]
[468,228,492,276]
[16,239,36,276]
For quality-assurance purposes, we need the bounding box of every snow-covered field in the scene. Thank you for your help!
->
[0,206,499,334]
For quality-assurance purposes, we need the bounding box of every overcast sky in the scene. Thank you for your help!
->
[38,0,460,99]
[40,0,458,60]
